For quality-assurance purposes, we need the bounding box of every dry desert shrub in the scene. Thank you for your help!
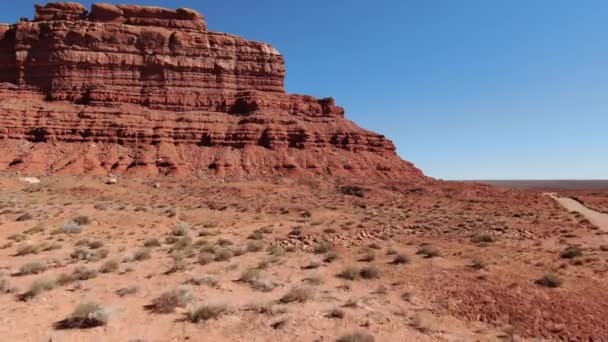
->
[336,332,375,342]
[133,248,152,261]
[324,251,340,263]
[279,286,314,303]
[15,244,40,256]
[338,267,360,281]
[188,303,230,322]
[197,252,215,265]
[0,275,17,294]
[22,277,57,300]
[360,265,381,279]
[560,246,583,259]
[62,221,84,234]
[391,254,410,265]
[326,308,345,319]
[416,245,441,258]
[471,233,497,244]
[246,240,265,252]
[54,302,109,329]
[238,268,276,292]
[19,261,47,275]
[115,286,139,297]
[99,260,119,273]
[147,286,194,313]
[72,216,91,226]
[411,312,435,333]
[536,274,562,288]
[16,213,33,221]
[24,225,45,234]
[172,222,191,237]
[143,238,161,248]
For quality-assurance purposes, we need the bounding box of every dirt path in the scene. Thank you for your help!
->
[548,193,608,231]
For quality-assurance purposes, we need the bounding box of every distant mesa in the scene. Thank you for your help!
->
[0,2,423,179]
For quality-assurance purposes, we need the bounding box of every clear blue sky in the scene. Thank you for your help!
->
[2,1,607,180]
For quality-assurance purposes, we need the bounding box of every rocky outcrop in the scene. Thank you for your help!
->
[0,2,424,179]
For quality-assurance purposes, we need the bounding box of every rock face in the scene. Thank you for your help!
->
[0,2,423,179]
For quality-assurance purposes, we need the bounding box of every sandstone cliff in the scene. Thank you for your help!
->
[0,2,423,179]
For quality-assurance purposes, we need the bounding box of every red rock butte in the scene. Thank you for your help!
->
[0,2,423,179]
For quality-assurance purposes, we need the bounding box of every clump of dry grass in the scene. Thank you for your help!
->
[70,247,109,262]
[560,246,583,259]
[360,265,380,279]
[416,245,441,258]
[197,252,215,265]
[22,277,57,300]
[143,238,161,248]
[172,222,191,237]
[99,260,119,273]
[246,241,265,252]
[0,275,16,294]
[19,261,47,275]
[326,308,345,319]
[166,255,188,274]
[391,254,409,265]
[72,216,91,226]
[338,266,380,280]
[324,251,340,263]
[147,287,194,313]
[536,274,562,288]
[15,244,40,256]
[336,332,375,342]
[279,286,314,303]
[71,266,98,281]
[115,286,139,297]
[471,233,497,244]
[24,225,45,235]
[133,248,152,261]
[188,303,230,322]
[54,302,109,329]
[338,267,360,280]
[238,268,276,292]
[314,241,333,254]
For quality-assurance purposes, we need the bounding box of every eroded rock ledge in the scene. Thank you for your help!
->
[0,2,423,179]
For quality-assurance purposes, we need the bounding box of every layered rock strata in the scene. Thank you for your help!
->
[0,2,423,179]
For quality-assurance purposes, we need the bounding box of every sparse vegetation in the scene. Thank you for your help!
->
[99,260,119,273]
[188,303,230,322]
[338,267,360,280]
[23,277,57,300]
[143,238,161,248]
[471,233,496,244]
[391,254,409,265]
[133,248,152,261]
[336,332,375,342]
[54,302,109,329]
[416,245,441,258]
[560,246,583,259]
[246,241,265,252]
[19,261,47,275]
[15,244,40,256]
[360,265,380,279]
[147,287,194,313]
[280,286,314,303]
[172,222,191,237]
[536,274,563,288]
[339,185,366,198]
[72,215,91,225]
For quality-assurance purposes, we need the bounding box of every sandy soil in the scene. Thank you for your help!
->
[1,175,608,341]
